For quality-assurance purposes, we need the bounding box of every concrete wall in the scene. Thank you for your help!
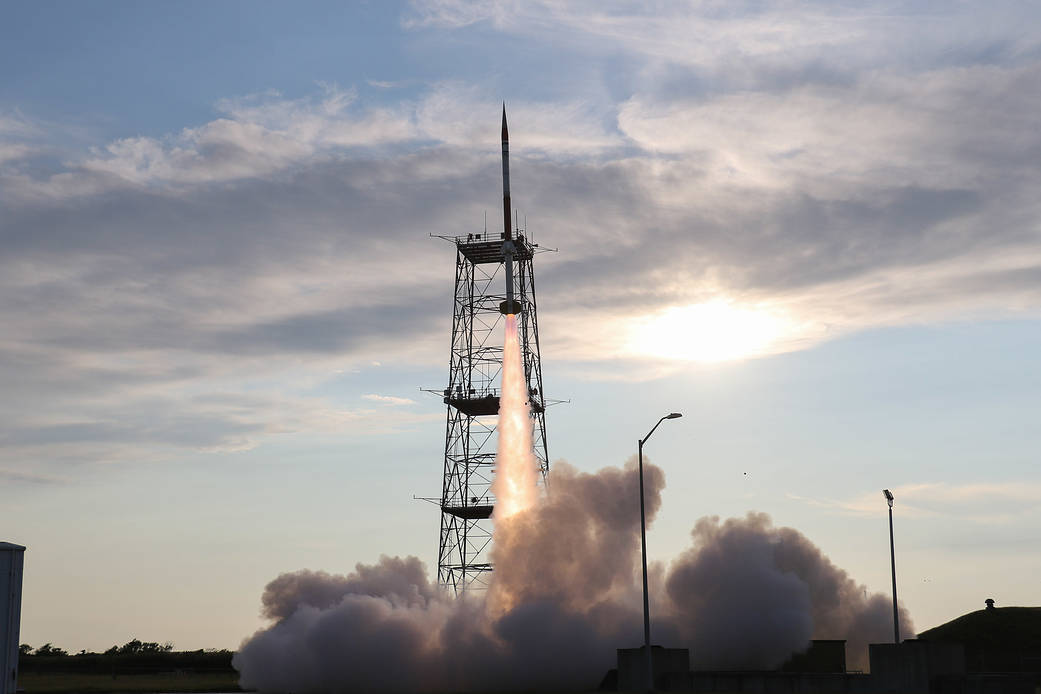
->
[683,671,875,694]
[613,640,1032,694]
[781,640,848,673]
[617,646,691,692]
[870,640,966,694]
[0,543,25,694]
[934,673,1041,694]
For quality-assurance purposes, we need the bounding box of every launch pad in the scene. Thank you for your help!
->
[434,229,550,593]
[431,108,551,594]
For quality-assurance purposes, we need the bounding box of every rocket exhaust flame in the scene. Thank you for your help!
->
[490,314,539,519]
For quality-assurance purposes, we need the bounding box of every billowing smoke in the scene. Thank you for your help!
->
[234,461,651,692]
[234,460,912,690]
[234,321,911,691]
[664,513,913,670]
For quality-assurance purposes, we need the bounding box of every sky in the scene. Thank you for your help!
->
[2,0,1040,652]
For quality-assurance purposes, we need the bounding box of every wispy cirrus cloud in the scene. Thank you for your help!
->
[363,394,417,406]
[0,467,68,486]
[789,481,1041,525]
[0,111,42,165]
[405,1,1041,77]
[0,111,40,138]
[0,84,618,202]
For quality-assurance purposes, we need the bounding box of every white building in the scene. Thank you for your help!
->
[0,543,25,694]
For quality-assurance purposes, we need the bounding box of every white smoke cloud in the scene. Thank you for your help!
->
[233,461,912,691]
[665,513,913,670]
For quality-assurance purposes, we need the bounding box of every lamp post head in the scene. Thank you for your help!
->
[666,412,682,419]
[883,489,894,508]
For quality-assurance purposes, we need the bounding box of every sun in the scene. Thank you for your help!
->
[627,300,790,363]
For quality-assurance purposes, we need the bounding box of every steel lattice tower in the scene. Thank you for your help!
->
[435,230,549,594]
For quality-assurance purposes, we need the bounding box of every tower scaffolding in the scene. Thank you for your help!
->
[434,229,550,594]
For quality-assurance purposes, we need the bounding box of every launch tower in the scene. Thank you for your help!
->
[434,108,550,594]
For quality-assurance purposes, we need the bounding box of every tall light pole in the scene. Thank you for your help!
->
[639,412,682,693]
[883,489,900,644]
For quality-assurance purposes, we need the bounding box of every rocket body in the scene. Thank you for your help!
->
[500,105,521,316]
[502,108,512,244]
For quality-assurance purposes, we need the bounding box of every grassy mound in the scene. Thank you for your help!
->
[918,606,1041,672]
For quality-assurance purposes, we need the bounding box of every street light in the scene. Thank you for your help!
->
[883,489,900,644]
[639,412,682,693]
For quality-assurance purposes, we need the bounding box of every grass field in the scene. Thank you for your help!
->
[17,670,244,693]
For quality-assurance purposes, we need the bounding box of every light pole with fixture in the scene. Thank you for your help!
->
[639,412,682,693]
[883,488,900,644]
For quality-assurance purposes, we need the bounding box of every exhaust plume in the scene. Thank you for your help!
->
[490,314,539,519]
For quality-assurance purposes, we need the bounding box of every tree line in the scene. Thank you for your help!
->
[20,639,176,657]
[18,640,235,675]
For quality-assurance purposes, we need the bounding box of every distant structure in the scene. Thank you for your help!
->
[608,638,1041,694]
[1,543,25,694]
[431,107,551,594]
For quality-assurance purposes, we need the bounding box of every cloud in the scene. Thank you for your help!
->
[0,111,44,166]
[402,0,521,29]
[66,87,413,190]
[0,467,67,486]
[0,111,40,138]
[618,64,1041,191]
[3,3,1041,477]
[415,82,620,153]
[363,394,417,406]
[0,143,32,165]
[405,2,1041,81]
[789,481,1041,525]
[0,84,619,203]
[0,377,441,478]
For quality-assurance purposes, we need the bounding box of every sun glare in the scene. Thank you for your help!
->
[628,300,789,363]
